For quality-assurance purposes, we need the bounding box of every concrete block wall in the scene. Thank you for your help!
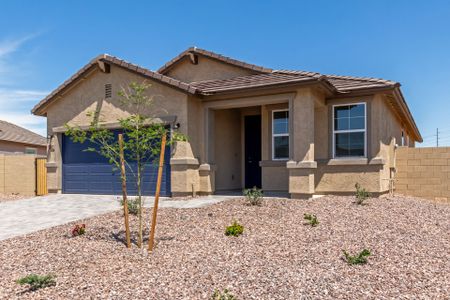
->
[0,154,37,195]
[395,147,450,201]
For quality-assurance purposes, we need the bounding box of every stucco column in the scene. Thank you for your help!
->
[287,88,318,198]
[196,107,215,195]
[46,133,62,193]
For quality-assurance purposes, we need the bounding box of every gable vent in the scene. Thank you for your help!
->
[105,84,112,98]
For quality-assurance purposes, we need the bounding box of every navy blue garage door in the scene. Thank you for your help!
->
[62,131,171,196]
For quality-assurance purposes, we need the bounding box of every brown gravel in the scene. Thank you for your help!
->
[0,193,29,203]
[0,195,449,299]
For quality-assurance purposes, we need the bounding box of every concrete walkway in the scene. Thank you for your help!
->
[0,194,238,241]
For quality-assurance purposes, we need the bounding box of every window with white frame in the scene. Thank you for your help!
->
[272,110,289,160]
[333,103,366,158]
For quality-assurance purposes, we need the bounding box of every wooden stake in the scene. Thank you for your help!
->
[148,131,167,252]
[119,134,131,248]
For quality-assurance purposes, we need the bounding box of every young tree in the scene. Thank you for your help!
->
[65,81,184,248]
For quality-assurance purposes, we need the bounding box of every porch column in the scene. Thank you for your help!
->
[287,88,317,198]
[198,107,215,194]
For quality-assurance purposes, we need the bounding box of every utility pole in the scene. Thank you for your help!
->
[436,128,439,147]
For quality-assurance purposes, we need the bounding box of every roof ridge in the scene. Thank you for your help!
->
[324,73,397,84]
[157,47,273,74]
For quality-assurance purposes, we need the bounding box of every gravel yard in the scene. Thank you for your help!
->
[0,193,29,203]
[0,195,449,299]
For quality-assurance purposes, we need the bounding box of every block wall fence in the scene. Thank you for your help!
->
[395,147,450,201]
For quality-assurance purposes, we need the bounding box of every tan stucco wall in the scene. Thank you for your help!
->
[0,140,46,155]
[396,147,450,201]
[164,55,256,83]
[0,154,37,195]
[214,109,242,190]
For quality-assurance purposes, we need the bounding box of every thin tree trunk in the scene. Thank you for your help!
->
[119,134,131,248]
[137,159,143,248]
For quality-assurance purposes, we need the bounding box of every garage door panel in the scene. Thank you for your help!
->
[62,133,171,196]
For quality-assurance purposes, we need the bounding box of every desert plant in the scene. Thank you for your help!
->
[211,289,237,300]
[303,213,319,227]
[65,82,186,248]
[120,197,140,215]
[243,186,263,206]
[16,274,56,291]
[342,249,371,265]
[355,183,371,205]
[71,224,86,236]
[225,221,244,237]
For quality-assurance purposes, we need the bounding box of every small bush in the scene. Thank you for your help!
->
[211,289,237,300]
[355,183,371,205]
[303,213,319,227]
[16,274,56,291]
[243,186,263,206]
[71,224,86,237]
[225,221,244,237]
[342,249,371,265]
[120,197,140,215]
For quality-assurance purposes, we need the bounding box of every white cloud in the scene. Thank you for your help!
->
[0,34,47,137]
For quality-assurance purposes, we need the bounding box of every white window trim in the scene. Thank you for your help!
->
[272,109,289,160]
[332,102,367,159]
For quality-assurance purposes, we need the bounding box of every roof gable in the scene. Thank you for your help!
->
[158,47,272,77]
[32,54,197,116]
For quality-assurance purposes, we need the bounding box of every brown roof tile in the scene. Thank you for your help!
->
[157,47,273,74]
[0,120,46,146]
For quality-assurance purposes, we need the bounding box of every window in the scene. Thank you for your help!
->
[333,103,366,158]
[401,130,405,146]
[25,147,37,155]
[272,110,289,160]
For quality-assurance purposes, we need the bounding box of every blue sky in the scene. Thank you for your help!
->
[1,1,449,146]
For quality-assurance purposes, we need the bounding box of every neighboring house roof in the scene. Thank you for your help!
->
[0,120,46,146]
[31,47,422,141]
[157,47,273,74]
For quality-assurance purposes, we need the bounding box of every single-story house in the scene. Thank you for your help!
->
[0,120,46,155]
[32,47,421,198]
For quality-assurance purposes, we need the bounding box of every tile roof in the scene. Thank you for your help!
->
[0,120,46,146]
[31,48,420,141]
[32,54,198,115]
[189,70,399,95]
[190,72,323,94]
[157,47,273,74]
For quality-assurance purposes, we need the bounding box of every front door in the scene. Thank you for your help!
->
[244,115,262,188]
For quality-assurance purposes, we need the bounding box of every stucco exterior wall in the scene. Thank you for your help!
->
[395,147,450,201]
[214,109,242,191]
[0,154,37,195]
[0,140,46,155]
[164,55,256,83]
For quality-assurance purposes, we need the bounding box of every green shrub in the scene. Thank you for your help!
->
[303,213,319,227]
[342,249,371,265]
[225,221,244,237]
[243,186,263,206]
[16,274,56,291]
[120,197,140,215]
[211,289,237,300]
[355,183,371,205]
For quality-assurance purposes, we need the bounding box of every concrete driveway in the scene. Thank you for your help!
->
[0,194,237,241]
